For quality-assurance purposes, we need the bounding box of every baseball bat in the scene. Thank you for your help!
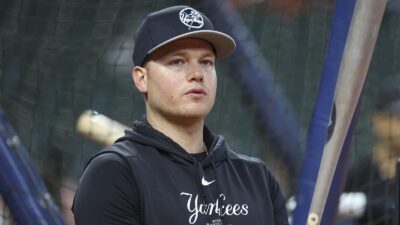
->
[75,110,128,146]
[307,0,387,224]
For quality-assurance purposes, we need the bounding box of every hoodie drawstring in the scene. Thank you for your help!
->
[212,160,225,223]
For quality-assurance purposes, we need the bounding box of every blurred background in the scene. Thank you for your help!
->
[0,0,399,224]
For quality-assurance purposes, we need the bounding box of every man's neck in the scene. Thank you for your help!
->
[146,112,206,154]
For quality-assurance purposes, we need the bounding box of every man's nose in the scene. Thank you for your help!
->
[186,62,204,82]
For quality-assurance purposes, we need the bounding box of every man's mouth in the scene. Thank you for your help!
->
[185,87,206,96]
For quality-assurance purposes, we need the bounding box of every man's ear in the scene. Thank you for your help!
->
[132,66,148,93]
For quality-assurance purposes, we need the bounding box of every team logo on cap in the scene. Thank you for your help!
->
[179,7,204,30]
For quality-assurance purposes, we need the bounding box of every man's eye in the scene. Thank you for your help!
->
[170,59,184,65]
[201,60,214,66]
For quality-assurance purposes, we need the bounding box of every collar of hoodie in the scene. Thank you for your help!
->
[116,119,229,168]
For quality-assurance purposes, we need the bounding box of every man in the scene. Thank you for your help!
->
[341,76,400,225]
[72,5,289,225]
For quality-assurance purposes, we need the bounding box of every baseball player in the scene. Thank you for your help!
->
[72,5,289,225]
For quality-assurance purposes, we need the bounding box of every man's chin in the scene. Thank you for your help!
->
[183,108,211,118]
[167,111,209,125]
[179,113,208,121]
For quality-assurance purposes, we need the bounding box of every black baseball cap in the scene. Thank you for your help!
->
[132,5,236,66]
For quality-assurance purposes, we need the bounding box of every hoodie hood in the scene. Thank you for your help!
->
[115,119,229,168]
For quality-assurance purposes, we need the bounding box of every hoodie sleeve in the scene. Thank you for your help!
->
[265,166,290,225]
[72,153,141,225]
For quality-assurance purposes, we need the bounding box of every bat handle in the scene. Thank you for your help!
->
[307,213,319,225]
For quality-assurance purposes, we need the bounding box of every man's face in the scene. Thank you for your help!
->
[372,111,400,179]
[135,38,217,123]
[373,111,400,149]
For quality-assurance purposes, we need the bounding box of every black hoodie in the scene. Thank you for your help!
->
[72,120,289,225]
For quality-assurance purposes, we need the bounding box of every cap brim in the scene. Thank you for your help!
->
[148,30,236,59]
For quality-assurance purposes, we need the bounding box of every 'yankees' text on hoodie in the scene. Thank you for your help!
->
[72,120,289,225]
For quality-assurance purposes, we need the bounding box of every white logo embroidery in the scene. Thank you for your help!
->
[201,176,216,186]
[179,7,204,29]
[180,192,249,224]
